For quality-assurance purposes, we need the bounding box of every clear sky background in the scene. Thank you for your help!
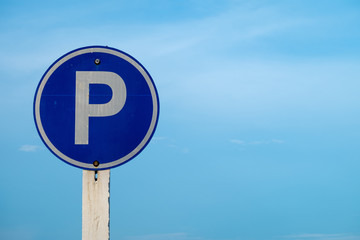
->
[1,0,360,240]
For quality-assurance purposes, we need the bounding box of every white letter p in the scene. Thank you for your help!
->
[75,71,127,145]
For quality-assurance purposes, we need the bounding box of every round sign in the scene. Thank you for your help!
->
[34,46,159,170]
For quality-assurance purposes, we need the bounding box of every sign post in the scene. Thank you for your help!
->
[82,170,110,240]
[34,46,159,239]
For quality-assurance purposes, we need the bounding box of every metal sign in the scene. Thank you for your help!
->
[34,46,159,170]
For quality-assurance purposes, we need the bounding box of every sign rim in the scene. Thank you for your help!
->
[34,46,159,170]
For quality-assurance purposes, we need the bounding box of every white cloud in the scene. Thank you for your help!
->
[282,233,360,240]
[230,139,284,145]
[230,139,245,145]
[123,233,203,240]
[153,136,168,141]
[168,144,189,154]
[19,145,42,152]
[0,227,38,240]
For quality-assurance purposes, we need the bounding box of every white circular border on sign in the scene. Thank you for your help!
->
[34,47,159,170]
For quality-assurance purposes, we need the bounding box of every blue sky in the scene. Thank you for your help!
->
[1,0,360,240]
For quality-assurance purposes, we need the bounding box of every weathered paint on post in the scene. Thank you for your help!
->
[82,170,110,240]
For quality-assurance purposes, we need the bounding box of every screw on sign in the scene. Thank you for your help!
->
[34,46,159,170]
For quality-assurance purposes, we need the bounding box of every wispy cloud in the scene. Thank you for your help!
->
[123,233,203,240]
[230,139,245,145]
[168,144,189,154]
[230,139,285,145]
[18,145,42,152]
[152,136,189,153]
[0,227,37,240]
[153,136,168,141]
[282,233,360,240]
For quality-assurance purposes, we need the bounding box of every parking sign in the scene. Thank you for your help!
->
[34,46,159,170]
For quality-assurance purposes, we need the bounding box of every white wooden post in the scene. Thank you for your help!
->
[82,170,110,240]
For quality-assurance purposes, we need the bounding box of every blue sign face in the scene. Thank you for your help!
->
[34,46,159,170]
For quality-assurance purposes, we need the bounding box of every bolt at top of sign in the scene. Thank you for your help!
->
[34,46,159,170]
